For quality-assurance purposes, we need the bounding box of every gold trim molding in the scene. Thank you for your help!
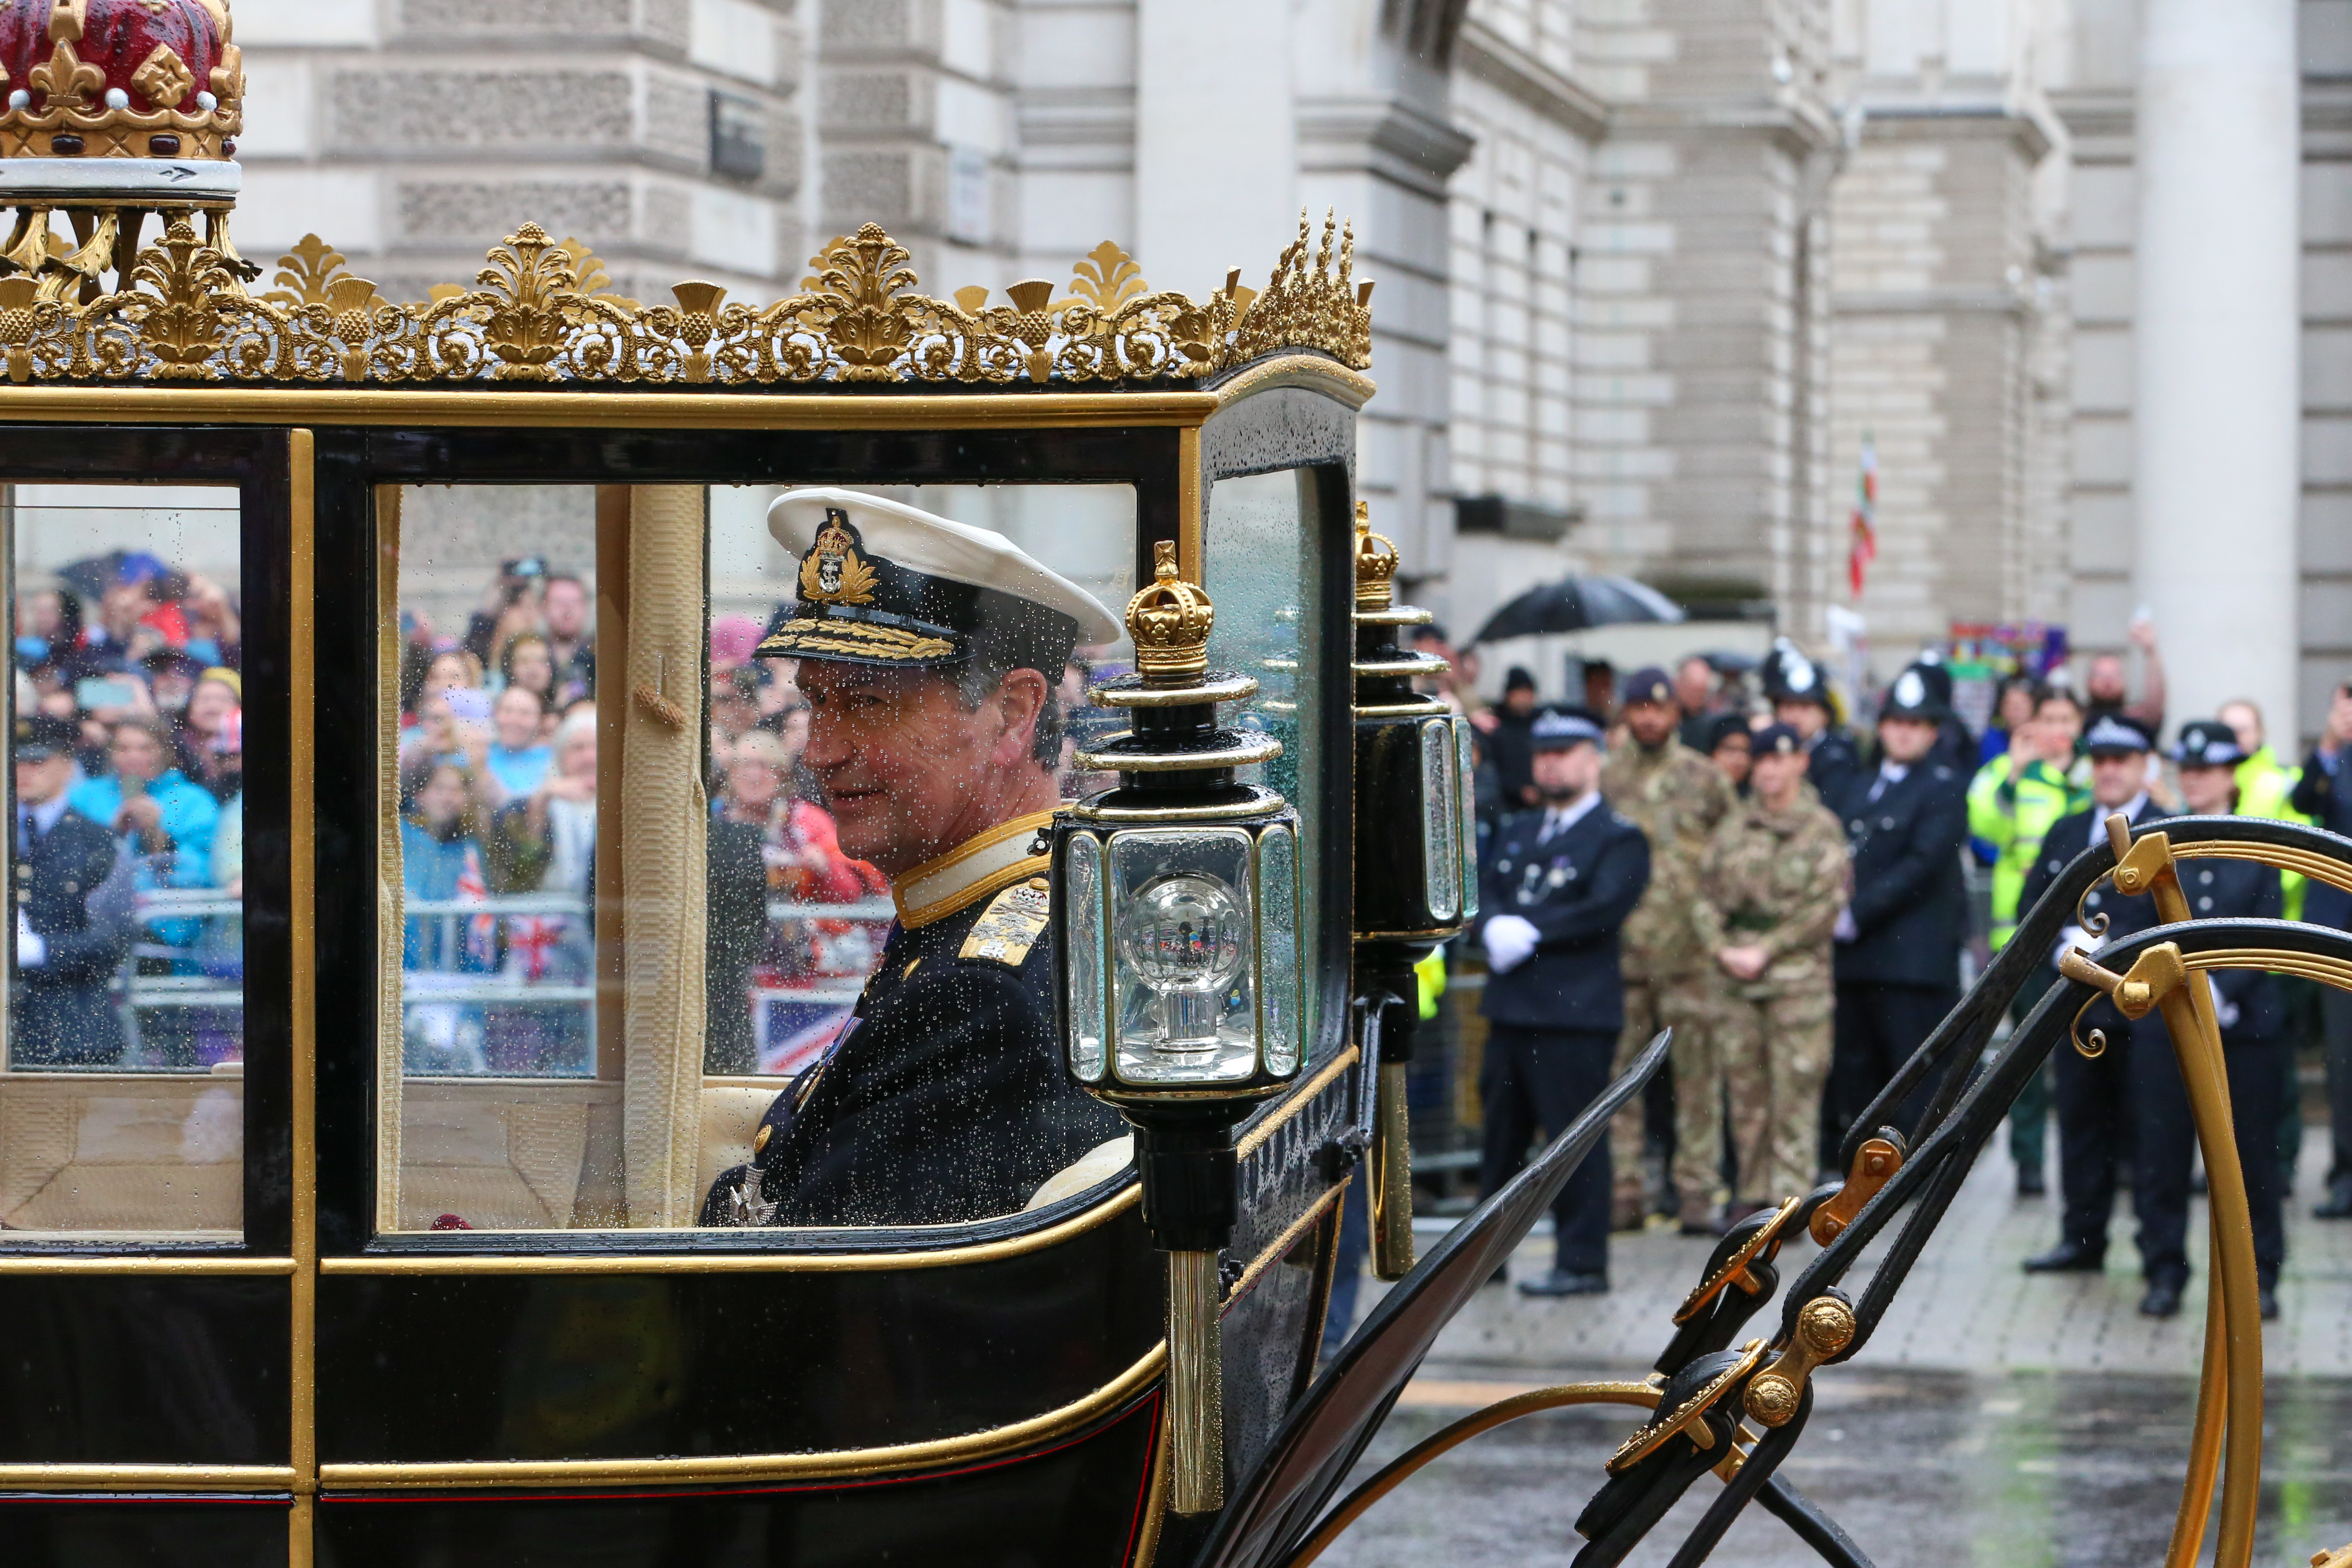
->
[0,213,1373,387]
[0,1463,294,1494]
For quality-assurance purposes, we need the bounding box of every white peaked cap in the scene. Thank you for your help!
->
[767,486,1122,646]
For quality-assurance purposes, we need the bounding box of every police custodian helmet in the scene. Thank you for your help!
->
[757,487,1120,674]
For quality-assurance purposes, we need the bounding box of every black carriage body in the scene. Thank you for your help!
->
[0,294,1378,1565]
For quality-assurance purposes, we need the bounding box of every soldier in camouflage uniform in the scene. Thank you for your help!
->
[1598,666,1737,1231]
[1689,723,1851,1216]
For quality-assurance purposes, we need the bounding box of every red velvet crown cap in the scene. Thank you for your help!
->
[0,0,227,115]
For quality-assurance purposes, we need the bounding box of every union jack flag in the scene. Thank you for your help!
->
[507,915,562,981]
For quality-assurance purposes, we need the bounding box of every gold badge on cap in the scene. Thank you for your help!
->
[800,509,879,607]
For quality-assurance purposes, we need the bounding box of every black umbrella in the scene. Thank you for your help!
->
[1468,575,1685,644]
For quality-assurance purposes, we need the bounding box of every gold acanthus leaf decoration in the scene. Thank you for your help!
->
[0,216,1376,385]
[1068,239,1146,313]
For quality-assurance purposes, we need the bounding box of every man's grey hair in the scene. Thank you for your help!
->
[952,657,1064,768]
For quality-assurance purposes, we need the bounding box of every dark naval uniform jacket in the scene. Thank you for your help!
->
[11,804,133,1067]
[2179,854,2286,1041]
[702,810,1123,1228]
[1471,797,1650,1035]
[1834,759,1970,990]
[2020,797,2171,958]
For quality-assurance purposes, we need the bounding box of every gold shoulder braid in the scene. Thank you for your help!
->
[960,877,1054,966]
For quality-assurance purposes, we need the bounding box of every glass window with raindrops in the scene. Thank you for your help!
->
[1,483,245,1240]
[378,480,1163,1234]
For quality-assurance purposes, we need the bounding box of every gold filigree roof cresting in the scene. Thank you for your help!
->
[0,211,1376,387]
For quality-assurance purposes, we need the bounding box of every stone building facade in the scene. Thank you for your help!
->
[225,0,2336,737]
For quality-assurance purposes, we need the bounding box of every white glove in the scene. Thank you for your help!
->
[2213,994,2241,1031]
[2052,923,2089,971]
[1482,915,1540,975]
[16,911,44,970]
[1833,907,1857,943]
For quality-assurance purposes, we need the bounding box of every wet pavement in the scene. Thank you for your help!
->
[1318,1367,2352,1567]
[1318,1133,2352,1564]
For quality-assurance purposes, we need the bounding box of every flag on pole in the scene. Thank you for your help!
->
[1847,434,1878,596]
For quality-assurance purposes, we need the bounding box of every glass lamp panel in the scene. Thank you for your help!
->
[1065,832,1110,1082]
[1256,823,1302,1078]
[1205,467,1328,1058]
[1420,719,1460,922]
[1454,716,1481,919]
[1107,828,1259,1086]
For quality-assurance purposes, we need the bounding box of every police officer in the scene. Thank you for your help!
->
[1827,665,1971,1160]
[1598,666,1735,1231]
[701,489,1127,1227]
[1766,649,1864,814]
[2135,720,2286,1319]
[1474,708,1651,1296]
[2021,714,2169,1280]
[11,713,134,1067]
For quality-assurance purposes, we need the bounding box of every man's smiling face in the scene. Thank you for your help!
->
[798,660,1044,878]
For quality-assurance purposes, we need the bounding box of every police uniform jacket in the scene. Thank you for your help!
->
[2291,752,2352,930]
[1804,728,1866,817]
[2020,798,2171,953]
[702,810,1124,1228]
[12,806,133,1066]
[1834,758,1970,990]
[1472,797,1650,1034]
[2178,855,2286,1041]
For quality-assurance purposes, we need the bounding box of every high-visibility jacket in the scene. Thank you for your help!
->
[2234,745,2312,919]
[1968,755,2088,949]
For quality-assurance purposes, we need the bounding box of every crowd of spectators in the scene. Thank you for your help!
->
[9,550,245,1068]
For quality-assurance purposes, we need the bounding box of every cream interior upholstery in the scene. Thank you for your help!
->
[1024,1135,1135,1212]
[394,1079,617,1230]
[0,1072,243,1236]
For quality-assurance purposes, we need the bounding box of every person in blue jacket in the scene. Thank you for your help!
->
[1470,708,1651,1298]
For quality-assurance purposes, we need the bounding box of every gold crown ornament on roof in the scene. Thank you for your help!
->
[1353,501,1399,612]
[0,0,243,161]
[1127,541,1216,686]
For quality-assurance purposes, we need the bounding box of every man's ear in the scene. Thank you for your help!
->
[992,667,1050,765]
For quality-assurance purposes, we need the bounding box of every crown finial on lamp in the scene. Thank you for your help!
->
[1127,539,1215,686]
[1353,500,1399,612]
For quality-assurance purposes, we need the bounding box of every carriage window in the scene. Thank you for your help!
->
[380,481,1143,1232]
[1,483,244,1239]
[383,485,603,1231]
[1205,469,1329,1058]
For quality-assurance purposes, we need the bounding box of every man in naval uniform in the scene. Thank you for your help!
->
[701,488,1127,1228]
[1472,708,1651,1296]
[2020,715,2177,1298]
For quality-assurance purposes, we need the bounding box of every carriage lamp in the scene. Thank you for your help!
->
[1349,505,1478,1280]
[1054,540,1303,1515]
